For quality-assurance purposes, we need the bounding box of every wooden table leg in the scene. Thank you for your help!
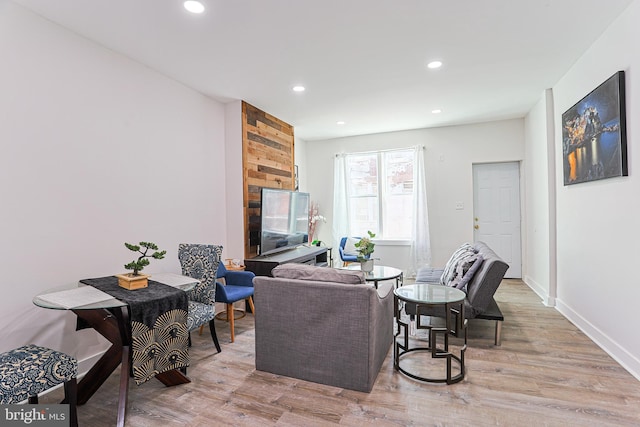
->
[72,308,126,405]
[72,306,188,426]
[72,307,131,427]
[117,345,130,427]
[155,369,191,386]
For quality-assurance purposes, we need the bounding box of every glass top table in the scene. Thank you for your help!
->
[393,283,467,384]
[342,264,403,288]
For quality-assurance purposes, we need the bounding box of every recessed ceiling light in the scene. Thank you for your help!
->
[427,61,443,69]
[336,121,345,125]
[432,109,442,114]
[292,85,306,92]
[184,1,205,14]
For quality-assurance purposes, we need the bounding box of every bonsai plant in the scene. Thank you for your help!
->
[123,241,166,275]
[355,231,376,272]
[117,241,166,289]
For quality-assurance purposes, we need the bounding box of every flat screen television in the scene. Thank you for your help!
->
[259,188,310,256]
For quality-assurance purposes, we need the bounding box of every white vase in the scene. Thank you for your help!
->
[361,259,374,273]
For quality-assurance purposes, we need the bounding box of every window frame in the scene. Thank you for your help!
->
[344,148,414,240]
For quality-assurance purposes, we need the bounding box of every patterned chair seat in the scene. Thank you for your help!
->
[0,344,78,427]
[186,300,215,331]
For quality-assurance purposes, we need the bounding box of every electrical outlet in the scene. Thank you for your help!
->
[455,202,464,210]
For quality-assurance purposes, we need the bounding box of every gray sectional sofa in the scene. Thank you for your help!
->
[411,241,509,345]
[253,264,394,392]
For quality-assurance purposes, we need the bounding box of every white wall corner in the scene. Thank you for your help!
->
[523,275,554,306]
[224,100,245,260]
[544,88,558,302]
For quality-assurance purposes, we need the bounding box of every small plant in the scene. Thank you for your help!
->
[124,241,166,275]
[355,231,376,261]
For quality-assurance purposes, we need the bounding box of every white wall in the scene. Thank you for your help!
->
[523,90,555,304]
[305,119,525,272]
[0,3,227,362]
[550,0,640,378]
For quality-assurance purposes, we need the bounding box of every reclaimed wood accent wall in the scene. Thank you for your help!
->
[242,101,295,258]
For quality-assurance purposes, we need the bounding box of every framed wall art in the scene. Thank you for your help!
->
[562,70,627,185]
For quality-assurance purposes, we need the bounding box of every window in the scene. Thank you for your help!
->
[345,149,414,239]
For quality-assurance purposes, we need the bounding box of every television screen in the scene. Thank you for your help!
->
[260,188,310,256]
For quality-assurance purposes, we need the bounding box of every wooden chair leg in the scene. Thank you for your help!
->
[227,303,235,342]
[247,296,255,315]
[198,325,204,335]
[495,320,503,346]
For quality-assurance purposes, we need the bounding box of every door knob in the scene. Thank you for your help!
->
[474,225,479,230]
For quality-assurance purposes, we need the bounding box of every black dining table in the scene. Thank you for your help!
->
[33,273,199,427]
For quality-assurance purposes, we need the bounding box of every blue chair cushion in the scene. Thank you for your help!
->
[0,345,77,404]
[339,237,363,262]
[341,253,358,262]
[186,301,215,332]
[215,284,254,304]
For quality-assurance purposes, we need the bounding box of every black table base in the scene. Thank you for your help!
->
[393,298,467,384]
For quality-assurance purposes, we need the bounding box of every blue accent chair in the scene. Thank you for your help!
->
[339,236,362,266]
[215,263,256,343]
[0,345,78,427]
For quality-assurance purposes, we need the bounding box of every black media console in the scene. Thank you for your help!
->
[244,245,331,277]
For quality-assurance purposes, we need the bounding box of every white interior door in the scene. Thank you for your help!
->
[472,162,521,278]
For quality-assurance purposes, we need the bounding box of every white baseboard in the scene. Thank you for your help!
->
[555,299,640,382]
[522,275,555,306]
[522,278,639,381]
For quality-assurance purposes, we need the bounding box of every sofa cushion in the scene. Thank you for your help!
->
[451,254,484,292]
[272,264,366,284]
[440,243,477,286]
[415,267,445,284]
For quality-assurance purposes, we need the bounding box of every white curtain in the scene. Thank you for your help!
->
[409,145,431,276]
[332,154,349,252]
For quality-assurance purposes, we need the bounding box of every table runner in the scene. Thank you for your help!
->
[79,276,189,385]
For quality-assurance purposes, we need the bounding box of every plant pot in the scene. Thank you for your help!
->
[360,259,374,273]
[115,273,150,290]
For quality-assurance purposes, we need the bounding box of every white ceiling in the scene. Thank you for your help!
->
[11,0,634,141]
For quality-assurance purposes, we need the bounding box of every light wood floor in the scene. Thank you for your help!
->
[43,279,640,426]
